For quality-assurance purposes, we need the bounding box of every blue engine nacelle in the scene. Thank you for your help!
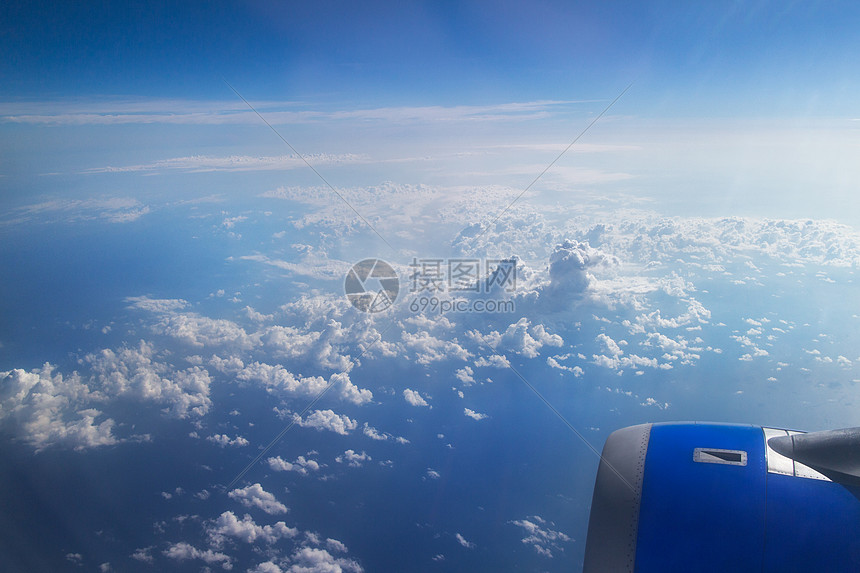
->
[583,422,860,572]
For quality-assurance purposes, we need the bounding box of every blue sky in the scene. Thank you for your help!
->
[4,0,860,227]
[3,0,860,115]
[3,2,860,572]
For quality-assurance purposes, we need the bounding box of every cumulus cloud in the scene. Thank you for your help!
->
[293,409,357,435]
[0,339,218,451]
[152,313,254,349]
[207,511,297,546]
[85,341,213,417]
[455,533,475,549]
[336,449,371,467]
[403,388,430,407]
[285,546,363,573]
[163,542,232,570]
[362,423,406,443]
[237,362,327,396]
[267,455,321,475]
[228,483,288,515]
[591,333,672,372]
[454,366,475,384]
[0,364,115,451]
[473,354,511,368]
[238,363,373,405]
[509,515,571,558]
[543,239,618,299]
[464,408,488,421]
[471,318,562,359]
[207,434,249,448]
[401,331,471,364]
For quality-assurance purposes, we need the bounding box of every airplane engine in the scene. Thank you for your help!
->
[583,422,860,572]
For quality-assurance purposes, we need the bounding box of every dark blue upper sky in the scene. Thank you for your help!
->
[3,0,860,115]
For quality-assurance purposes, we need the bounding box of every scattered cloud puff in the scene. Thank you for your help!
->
[85,341,213,417]
[473,354,511,369]
[591,333,671,372]
[245,536,362,573]
[268,455,321,475]
[228,483,288,515]
[207,434,249,448]
[238,363,371,405]
[403,388,430,407]
[0,362,117,451]
[455,533,475,549]
[509,515,571,558]
[207,511,297,546]
[282,546,363,573]
[454,366,475,384]
[0,340,216,451]
[336,449,371,468]
[163,541,233,570]
[546,355,584,376]
[401,331,470,364]
[473,318,563,359]
[464,408,488,421]
[130,547,154,563]
[640,397,669,409]
[293,409,357,435]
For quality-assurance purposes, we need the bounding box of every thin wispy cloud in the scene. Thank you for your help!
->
[82,153,369,174]
[1,99,597,126]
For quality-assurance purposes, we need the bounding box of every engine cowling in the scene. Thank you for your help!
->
[583,422,860,572]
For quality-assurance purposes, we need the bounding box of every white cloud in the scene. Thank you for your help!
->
[84,153,368,174]
[509,516,571,558]
[207,511,297,546]
[472,318,562,359]
[454,366,475,384]
[228,483,288,515]
[0,365,117,451]
[249,562,283,573]
[152,313,254,349]
[130,547,154,563]
[464,408,488,421]
[0,340,216,451]
[473,354,511,368]
[237,362,327,396]
[237,362,371,405]
[293,410,358,435]
[362,423,389,441]
[1,97,578,128]
[2,197,151,225]
[401,331,471,364]
[125,296,189,313]
[207,434,249,448]
[267,455,321,475]
[163,542,232,570]
[403,389,430,407]
[86,342,213,418]
[455,533,475,549]
[336,449,371,467]
[640,397,669,409]
[285,546,363,573]
[544,239,619,299]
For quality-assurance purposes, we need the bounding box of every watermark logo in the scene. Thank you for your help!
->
[344,258,400,313]
[408,258,517,294]
[345,257,518,314]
